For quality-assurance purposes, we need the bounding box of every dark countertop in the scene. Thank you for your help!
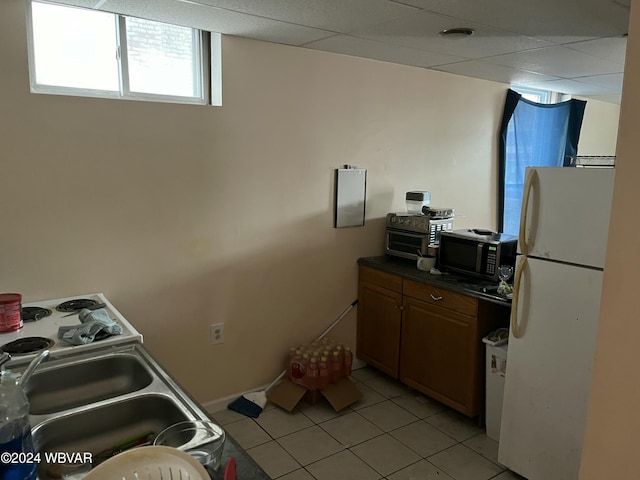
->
[358,256,512,307]
[208,438,269,480]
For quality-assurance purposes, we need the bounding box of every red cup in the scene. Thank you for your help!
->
[0,293,23,332]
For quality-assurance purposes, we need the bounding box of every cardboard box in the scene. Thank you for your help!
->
[267,377,362,412]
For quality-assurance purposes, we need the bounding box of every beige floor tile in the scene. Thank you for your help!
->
[306,450,382,480]
[390,420,457,457]
[349,383,387,411]
[351,366,382,382]
[463,433,501,465]
[209,407,247,426]
[278,468,316,480]
[428,444,504,480]
[247,440,301,479]
[262,401,279,412]
[363,375,409,399]
[391,392,446,419]
[357,400,419,432]
[387,459,455,480]
[297,399,345,424]
[222,417,272,450]
[320,411,383,447]
[277,425,344,465]
[351,434,421,477]
[255,405,313,438]
[424,409,484,442]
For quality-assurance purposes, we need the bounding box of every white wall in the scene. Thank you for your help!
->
[0,0,620,404]
[580,0,640,476]
[578,99,620,155]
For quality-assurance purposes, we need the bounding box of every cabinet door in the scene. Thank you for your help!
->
[400,296,475,414]
[357,281,402,378]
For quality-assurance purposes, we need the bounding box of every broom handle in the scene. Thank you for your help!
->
[317,299,359,341]
[265,299,358,394]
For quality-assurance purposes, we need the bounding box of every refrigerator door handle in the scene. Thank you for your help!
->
[519,168,538,256]
[511,256,527,339]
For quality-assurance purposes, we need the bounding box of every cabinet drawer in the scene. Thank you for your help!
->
[359,265,402,293]
[403,279,478,316]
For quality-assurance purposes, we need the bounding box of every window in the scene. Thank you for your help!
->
[513,86,552,104]
[27,0,214,105]
[498,89,586,235]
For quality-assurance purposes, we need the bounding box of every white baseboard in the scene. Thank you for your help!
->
[202,382,271,415]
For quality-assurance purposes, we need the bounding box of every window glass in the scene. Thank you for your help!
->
[125,17,200,98]
[31,2,119,91]
[28,1,209,104]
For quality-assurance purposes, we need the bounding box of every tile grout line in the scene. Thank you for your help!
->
[219,367,513,480]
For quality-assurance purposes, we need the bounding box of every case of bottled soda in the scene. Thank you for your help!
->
[285,337,353,391]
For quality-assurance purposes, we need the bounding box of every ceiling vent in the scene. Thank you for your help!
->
[438,28,475,39]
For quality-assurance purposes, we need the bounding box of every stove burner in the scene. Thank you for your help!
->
[56,299,99,312]
[21,307,52,322]
[0,337,54,356]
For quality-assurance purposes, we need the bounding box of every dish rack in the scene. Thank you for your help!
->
[83,446,209,480]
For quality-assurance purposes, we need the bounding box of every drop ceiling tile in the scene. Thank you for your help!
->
[101,0,335,45]
[55,0,629,99]
[388,0,630,44]
[575,72,624,90]
[352,9,551,59]
[389,0,431,7]
[518,78,617,96]
[484,46,623,78]
[433,60,559,86]
[304,34,467,68]
[174,0,420,33]
[52,0,104,7]
[565,36,627,65]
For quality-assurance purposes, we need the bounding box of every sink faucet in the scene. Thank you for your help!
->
[0,352,10,373]
[18,350,50,389]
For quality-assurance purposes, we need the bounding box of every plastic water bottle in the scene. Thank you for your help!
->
[317,356,329,390]
[304,357,319,390]
[343,347,353,377]
[0,370,37,480]
[329,351,341,384]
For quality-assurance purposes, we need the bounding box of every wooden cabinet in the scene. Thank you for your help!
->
[357,266,402,378]
[357,265,509,417]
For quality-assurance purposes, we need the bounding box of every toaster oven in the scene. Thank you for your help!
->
[384,213,453,260]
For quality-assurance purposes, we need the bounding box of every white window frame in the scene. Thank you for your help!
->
[26,0,212,106]
[512,86,565,104]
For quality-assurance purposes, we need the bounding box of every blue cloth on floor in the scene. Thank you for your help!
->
[58,308,123,345]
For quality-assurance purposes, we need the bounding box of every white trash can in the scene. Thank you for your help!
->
[483,333,508,442]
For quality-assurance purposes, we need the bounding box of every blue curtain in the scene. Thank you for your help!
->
[498,89,586,235]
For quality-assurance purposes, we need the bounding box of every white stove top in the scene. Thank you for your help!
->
[0,292,142,366]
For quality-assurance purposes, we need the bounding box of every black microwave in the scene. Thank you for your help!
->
[438,229,518,281]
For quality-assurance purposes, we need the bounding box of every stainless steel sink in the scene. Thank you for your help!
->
[26,354,153,414]
[32,394,189,479]
[18,344,216,480]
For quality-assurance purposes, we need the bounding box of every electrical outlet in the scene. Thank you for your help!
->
[210,323,224,345]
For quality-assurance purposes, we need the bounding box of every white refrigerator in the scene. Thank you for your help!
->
[498,167,615,480]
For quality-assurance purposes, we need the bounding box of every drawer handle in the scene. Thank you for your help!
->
[430,293,443,301]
